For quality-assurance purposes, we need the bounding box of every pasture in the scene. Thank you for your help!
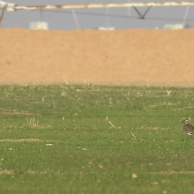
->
[0,84,194,193]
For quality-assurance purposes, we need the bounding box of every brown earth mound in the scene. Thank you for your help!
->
[0,28,194,86]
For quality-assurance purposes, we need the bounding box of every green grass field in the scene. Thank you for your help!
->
[0,84,194,194]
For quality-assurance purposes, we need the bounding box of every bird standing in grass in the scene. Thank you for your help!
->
[181,119,194,136]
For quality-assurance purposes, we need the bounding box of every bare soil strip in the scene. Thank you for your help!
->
[148,171,194,174]
[1,28,194,86]
[0,138,56,142]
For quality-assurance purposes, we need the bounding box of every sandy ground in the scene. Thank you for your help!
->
[1,28,194,86]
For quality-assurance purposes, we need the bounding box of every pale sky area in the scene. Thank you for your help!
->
[1,0,194,30]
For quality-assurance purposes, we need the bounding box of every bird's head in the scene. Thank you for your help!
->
[181,118,190,124]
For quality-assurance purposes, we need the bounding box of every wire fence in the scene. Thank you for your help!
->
[1,1,194,29]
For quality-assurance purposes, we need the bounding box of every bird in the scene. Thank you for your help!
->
[181,119,194,136]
